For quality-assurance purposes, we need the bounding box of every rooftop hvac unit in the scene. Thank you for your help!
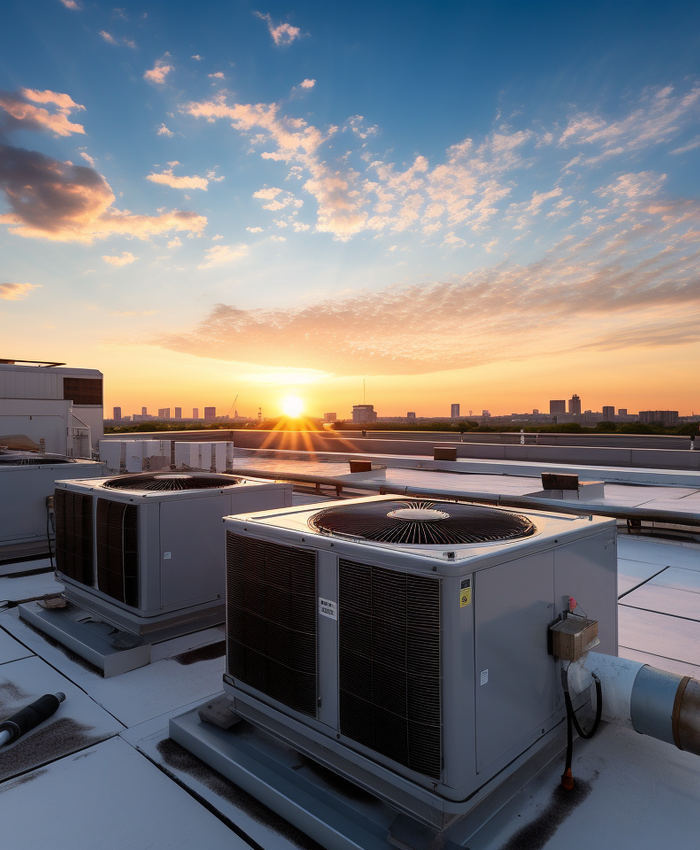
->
[0,452,106,566]
[20,470,293,674]
[216,495,617,827]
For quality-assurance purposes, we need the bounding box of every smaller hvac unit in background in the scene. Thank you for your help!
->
[0,451,106,566]
[178,495,617,830]
[20,471,292,675]
[99,439,233,473]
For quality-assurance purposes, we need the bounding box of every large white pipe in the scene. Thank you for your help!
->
[568,651,700,754]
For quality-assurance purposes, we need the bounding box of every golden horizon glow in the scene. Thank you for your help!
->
[281,394,304,418]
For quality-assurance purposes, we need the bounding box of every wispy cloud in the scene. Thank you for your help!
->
[58,0,80,9]
[0,89,85,136]
[198,243,249,268]
[300,79,315,89]
[146,162,210,190]
[103,251,137,266]
[253,11,303,46]
[157,123,174,137]
[160,162,700,374]
[0,282,40,300]
[144,55,173,85]
[208,72,225,80]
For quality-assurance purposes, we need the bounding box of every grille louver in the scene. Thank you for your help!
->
[96,499,139,606]
[55,489,94,586]
[310,500,535,546]
[339,558,442,779]
[103,472,240,491]
[226,533,317,717]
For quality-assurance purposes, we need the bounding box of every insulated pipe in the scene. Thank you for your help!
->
[568,652,700,755]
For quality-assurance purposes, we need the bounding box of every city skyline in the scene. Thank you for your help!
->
[3,2,700,415]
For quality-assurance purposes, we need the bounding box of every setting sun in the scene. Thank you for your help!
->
[281,395,305,418]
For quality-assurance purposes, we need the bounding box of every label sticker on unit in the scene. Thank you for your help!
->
[460,578,472,607]
[480,669,489,686]
[319,598,337,620]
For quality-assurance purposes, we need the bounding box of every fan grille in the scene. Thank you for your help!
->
[0,453,74,465]
[310,499,535,546]
[103,472,241,491]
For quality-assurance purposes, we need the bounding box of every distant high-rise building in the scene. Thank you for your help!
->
[451,404,460,418]
[204,407,216,420]
[352,404,377,423]
[568,394,582,415]
[157,408,171,419]
[407,412,416,420]
[113,407,121,420]
[639,410,679,426]
[323,412,337,422]
[618,408,628,418]
[141,407,147,416]
[193,408,199,419]
[174,407,182,419]
[533,409,539,415]
[550,400,566,415]
[602,406,615,420]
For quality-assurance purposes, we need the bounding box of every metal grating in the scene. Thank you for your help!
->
[310,499,536,546]
[55,489,94,586]
[96,499,139,607]
[226,533,317,717]
[339,559,442,778]
[103,472,240,491]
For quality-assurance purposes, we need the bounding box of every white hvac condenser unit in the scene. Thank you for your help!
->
[0,451,106,566]
[20,471,292,674]
[207,495,617,828]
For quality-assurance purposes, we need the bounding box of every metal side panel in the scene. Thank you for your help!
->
[159,497,226,609]
[474,550,556,773]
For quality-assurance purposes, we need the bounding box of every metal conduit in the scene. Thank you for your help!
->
[230,467,700,529]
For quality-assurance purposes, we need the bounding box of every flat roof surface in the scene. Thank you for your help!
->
[1,456,699,849]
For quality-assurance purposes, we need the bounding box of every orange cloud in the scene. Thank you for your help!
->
[253,11,302,45]
[146,164,209,190]
[144,56,173,85]
[0,282,41,300]
[0,144,206,243]
[103,251,137,265]
[0,89,85,136]
[198,243,249,268]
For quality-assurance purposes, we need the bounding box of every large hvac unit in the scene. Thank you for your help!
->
[0,451,106,566]
[217,495,617,827]
[49,471,292,637]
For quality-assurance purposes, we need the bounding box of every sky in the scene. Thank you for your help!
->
[2,1,700,419]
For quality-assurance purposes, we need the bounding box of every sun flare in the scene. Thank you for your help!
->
[281,394,304,418]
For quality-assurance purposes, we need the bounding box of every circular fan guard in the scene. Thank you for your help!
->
[103,472,241,491]
[309,499,536,546]
[0,453,74,466]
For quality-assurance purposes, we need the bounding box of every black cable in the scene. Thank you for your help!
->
[564,673,602,740]
[560,668,602,789]
[46,500,55,571]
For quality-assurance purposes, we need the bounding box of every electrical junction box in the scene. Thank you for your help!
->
[218,495,618,827]
[550,615,600,661]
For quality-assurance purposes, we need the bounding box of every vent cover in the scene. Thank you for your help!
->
[96,499,139,606]
[310,499,535,546]
[0,453,73,466]
[103,472,240,491]
[55,489,94,586]
[339,559,441,778]
[226,532,317,717]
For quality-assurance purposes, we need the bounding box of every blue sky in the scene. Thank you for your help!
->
[2,1,700,417]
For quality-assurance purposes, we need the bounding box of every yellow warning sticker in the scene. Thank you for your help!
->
[460,578,472,607]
